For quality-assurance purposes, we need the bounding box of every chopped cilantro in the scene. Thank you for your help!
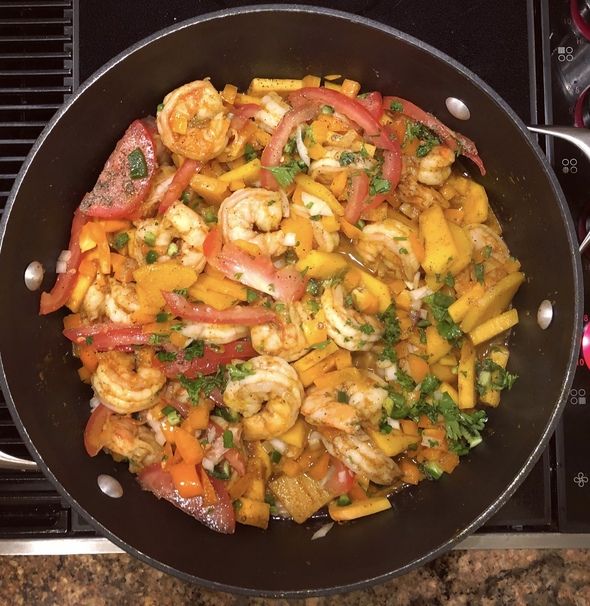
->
[156,351,177,363]
[389,100,403,112]
[369,175,391,196]
[112,232,129,250]
[180,366,226,403]
[266,160,306,188]
[378,304,401,347]
[246,288,258,303]
[244,143,258,162]
[474,262,485,284]
[310,340,331,350]
[128,148,147,179]
[148,333,168,346]
[307,298,320,314]
[396,368,416,392]
[184,340,205,361]
[173,288,188,297]
[420,374,441,395]
[161,405,181,426]
[337,390,349,403]
[339,151,357,167]
[145,250,158,264]
[222,429,234,449]
[359,323,376,335]
[437,393,487,454]
[212,406,241,423]
[476,358,518,395]
[306,278,322,297]
[399,247,408,255]
[227,361,254,381]
[424,292,462,344]
[443,273,455,288]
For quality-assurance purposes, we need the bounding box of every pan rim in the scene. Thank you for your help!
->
[0,3,583,598]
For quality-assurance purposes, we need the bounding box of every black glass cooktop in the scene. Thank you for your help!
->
[1,0,588,540]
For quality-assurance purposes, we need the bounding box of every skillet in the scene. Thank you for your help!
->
[0,5,582,597]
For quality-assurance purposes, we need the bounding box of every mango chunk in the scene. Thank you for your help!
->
[480,346,510,407]
[457,340,476,409]
[134,262,198,312]
[328,497,391,521]
[419,205,459,275]
[366,427,420,457]
[460,272,525,333]
[469,309,519,346]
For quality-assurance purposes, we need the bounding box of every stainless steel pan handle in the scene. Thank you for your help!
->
[528,125,590,253]
[0,450,38,471]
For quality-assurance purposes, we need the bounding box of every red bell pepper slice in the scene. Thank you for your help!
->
[260,102,319,189]
[39,209,86,316]
[158,158,203,215]
[289,87,396,152]
[384,95,486,175]
[162,291,276,326]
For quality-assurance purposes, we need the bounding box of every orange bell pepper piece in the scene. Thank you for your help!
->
[174,427,204,465]
[168,462,203,498]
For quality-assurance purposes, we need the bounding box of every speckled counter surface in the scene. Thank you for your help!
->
[1,549,590,606]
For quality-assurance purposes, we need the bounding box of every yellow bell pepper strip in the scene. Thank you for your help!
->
[294,174,344,216]
[133,262,198,313]
[218,158,261,183]
[469,308,519,346]
[328,496,391,521]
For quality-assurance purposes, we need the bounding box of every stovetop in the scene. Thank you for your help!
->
[1,0,590,552]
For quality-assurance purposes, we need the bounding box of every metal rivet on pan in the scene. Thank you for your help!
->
[24,261,44,291]
[97,474,123,499]
[445,97,471,121]
[537,300,553,330]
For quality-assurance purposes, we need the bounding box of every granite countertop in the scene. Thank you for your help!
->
[2,549,589,605]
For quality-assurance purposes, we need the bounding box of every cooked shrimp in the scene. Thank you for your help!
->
[223,355,303,440]
[133,165,176,218]
[132,201,208,271]
[102,415,163,473]
[321,285,383,351]
[104,278,139,323]
[465,223,510,265]
[395,155,447,210]
[157,80,230,161]
[218,188,287,256]
[181,321,249,345]
[80,273,108,321]
[416,145,455,186]
[356,219,420,281]
[250,302,311,361]
[321,429,401,485]
[291,200,340,253]
[91,350,166,414]
[302,370,387,433]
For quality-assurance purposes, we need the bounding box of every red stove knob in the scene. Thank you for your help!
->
[583,322,590,367]
[571,0,590,42]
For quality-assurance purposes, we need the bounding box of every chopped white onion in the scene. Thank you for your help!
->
[308,431,322,446]
[413,272,421,289]
[283,232,298,247]
[58,249,72,263]
[404,280,415,290]
[309,158,341,173]
[384,364,398,382]
[89,396,100,411]
[202,457,215,472]
[273,257,287,269]
[410,286,433,301]
[300,191,333,216]
[422,434,439,447]
[419,308,428,320]
[270,438,287,454]
[147,416,166,447]
[387,419,401,430]
[296,124,311,167]
[407,343,418,354]
[311,522,334,541]
[56,260,68,274]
